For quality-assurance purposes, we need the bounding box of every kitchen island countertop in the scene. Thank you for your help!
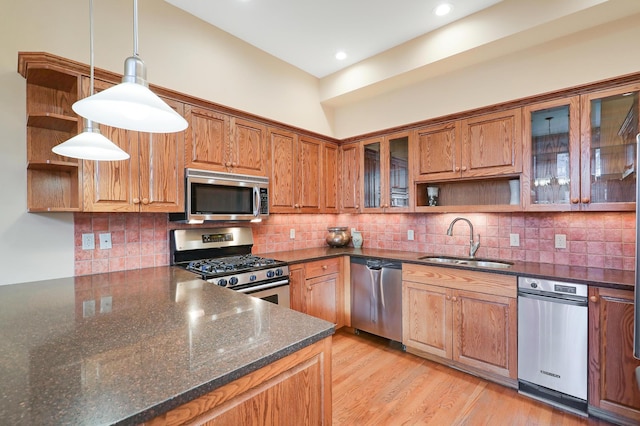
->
[0,266,334,425]
[257,247,635,290]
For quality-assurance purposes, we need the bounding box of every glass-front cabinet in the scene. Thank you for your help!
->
[523,83,638,211]
[361,132,410,212]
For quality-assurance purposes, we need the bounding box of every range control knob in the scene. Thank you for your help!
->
[217,278,228,287]
[530,282,538,289]
[275,268,283,276]
[229,276,239,286]
[266,270,275,278]
[250,275,257,282]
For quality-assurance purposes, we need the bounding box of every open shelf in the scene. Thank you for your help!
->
[27,113,78,132]
[415,177,522,212]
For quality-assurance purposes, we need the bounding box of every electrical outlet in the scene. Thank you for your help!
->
[407,230,415,241]
[99,233,112,249]
[555,234,567,249]
[83,300,95,318]
[100,296,112,313]
[82,233,95,250]
[289,229,295,239]
[509,233,520,247]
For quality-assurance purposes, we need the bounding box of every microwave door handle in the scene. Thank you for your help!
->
[253,186,260,217]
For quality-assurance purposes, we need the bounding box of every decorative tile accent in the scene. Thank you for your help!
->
[73,211,635,276]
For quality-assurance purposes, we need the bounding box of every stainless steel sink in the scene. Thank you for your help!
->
[418,255,513,269]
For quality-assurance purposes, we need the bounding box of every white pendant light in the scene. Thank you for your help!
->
[72,0,188,133]
[53,0,129,161]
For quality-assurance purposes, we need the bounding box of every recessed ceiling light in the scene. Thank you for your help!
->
[434,3,453,16]
[335,51,347,60]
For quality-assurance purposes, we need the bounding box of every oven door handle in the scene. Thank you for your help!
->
[236,279,289,294]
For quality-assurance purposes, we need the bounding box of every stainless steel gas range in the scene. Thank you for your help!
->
[170,227,290,308]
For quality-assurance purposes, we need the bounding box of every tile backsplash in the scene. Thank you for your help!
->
[74,211,635,276]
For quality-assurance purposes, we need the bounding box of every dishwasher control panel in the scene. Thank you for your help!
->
[518,276,588,298]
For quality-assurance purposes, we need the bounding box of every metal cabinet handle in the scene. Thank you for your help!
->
[133,198,140,204]
[142,198,149,205]
[446,295,451,300]
[461,166,467,171]
[582,197,590,204]
[322,265,328,270]
[589,295,598,303]
[451,296,458,302]
[571,197,580,204]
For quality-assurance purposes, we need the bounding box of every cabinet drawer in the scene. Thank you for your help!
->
[402,263,516,298]
[305,258,341,278]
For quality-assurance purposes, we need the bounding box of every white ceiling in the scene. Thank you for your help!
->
[163,0,503,78]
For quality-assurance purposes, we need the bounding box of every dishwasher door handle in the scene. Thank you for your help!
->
[518,291,587,307]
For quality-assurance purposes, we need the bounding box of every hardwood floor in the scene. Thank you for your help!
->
[332,329,610,426]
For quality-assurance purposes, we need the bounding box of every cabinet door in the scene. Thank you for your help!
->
[305,273,338,324]
[230,117,267,176]
[340,142,360,212]
[323,142,339,213]
[522,97,581,211]
[413,121,461,181]
[361,138,384,211]
[289,264,305,312]
[184,105,230,172]
[588,287,640,423]
[461,108,522,178]
[402,281,452,359]
[387,132,410,211]
[580,84,639,211]
[452,289,517,379]
[138,98,185,213]
[298,136,323,213]
[269,128,297,213]
[82,79,138,212]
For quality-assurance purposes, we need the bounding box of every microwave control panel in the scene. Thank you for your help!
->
[259,188,269,214]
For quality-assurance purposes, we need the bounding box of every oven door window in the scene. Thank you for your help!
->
[191,183,254,215]
[248,285,290,309]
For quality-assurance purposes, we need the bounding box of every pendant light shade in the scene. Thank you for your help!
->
[73,56,188,133]
[52,0,129,161]
[53,120,130,161]
[72,0,188,133]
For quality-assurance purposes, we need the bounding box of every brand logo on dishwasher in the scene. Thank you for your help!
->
[540,370,560,379]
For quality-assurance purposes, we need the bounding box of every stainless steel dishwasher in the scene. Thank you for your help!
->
[518,276,588,415]
[350,257,402,343]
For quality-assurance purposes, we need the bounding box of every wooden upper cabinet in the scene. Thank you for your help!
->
[230,117,267,176]
[185,105,229,171]
[323,142,339,213]
[185,106,267,176]
[460,108,522,178]
[297,135,323,213]
[268,129,330,213]
[340,142,360,212]
[413,121,461,182]
[83,79,185,212]
[269,128,297,213]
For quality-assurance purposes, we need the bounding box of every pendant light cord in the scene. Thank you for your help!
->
[133,0,139,57]
[89,0,95,96]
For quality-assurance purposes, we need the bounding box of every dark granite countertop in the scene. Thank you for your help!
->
[257,247,635,290]
[0,267,334,425]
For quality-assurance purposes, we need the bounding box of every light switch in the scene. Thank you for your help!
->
[555,234,567,249]
[407,230,415,241]
[99,233,112,249]
[82,233,95,250]
[509,233,520,247]
[289,229,295,239]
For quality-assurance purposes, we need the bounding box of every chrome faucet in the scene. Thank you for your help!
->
[446,217,480,258]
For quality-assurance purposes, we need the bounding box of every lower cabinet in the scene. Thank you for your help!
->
[144,337,332,426]
[588,286,640,425]
[290,257,345,327]
[402,263,517,387]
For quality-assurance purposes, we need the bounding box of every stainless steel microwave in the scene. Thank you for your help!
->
[169,169,269,223]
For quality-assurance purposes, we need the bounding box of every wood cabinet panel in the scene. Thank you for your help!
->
[453,290,516,379]
[268,128,297,212]
[414,121,460,181]
[588,287,640,424]
[323,142,339,213]
[229,117,267,176]
[305,273,338,324]
[145,337,332,426]
[340,143,360,212]
[185,105,229,171]
[298,136,322,212]
[402,281,452,359]
[461,108,522,178]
